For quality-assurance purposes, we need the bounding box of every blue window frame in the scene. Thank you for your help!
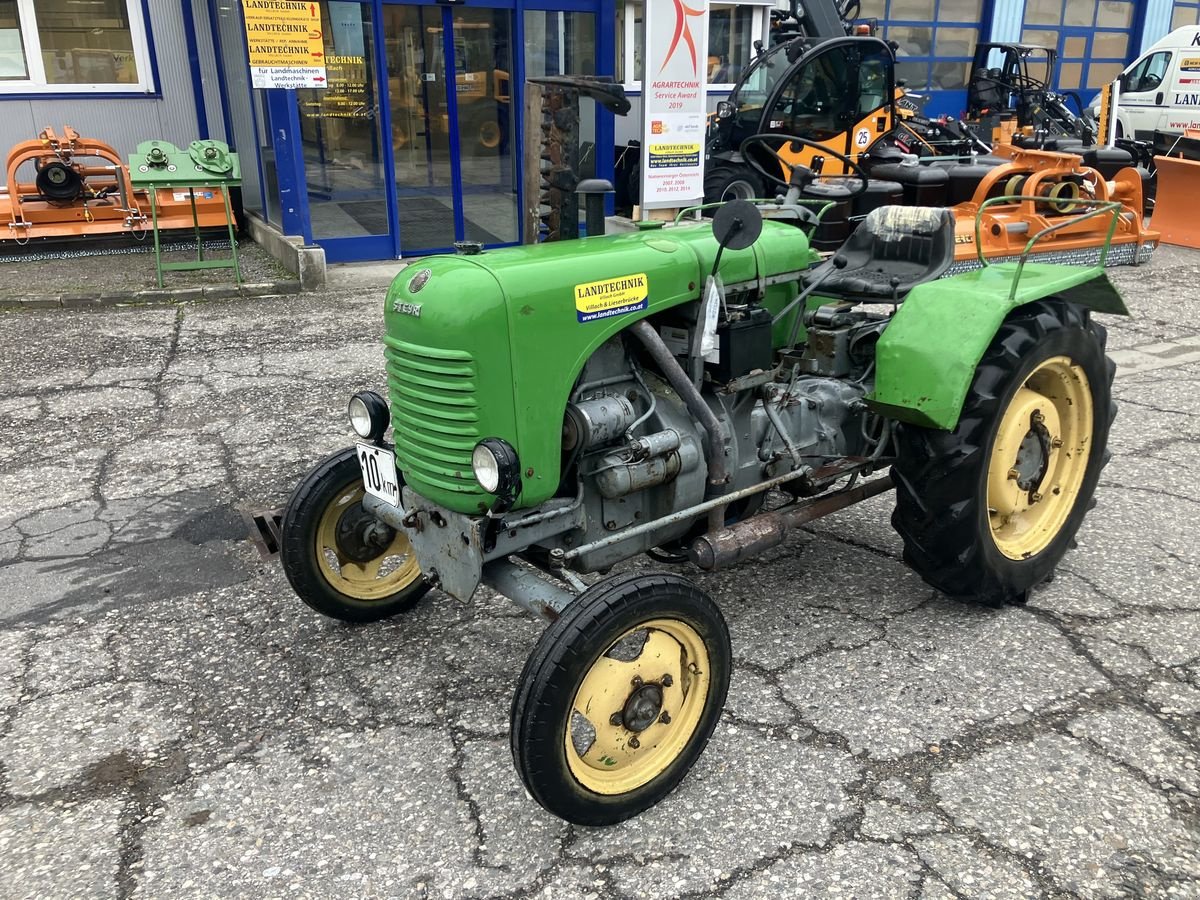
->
[1171,1,1200,29]
[1022,0,1135,95]
[259,0,612,263]
[858,0,985,115]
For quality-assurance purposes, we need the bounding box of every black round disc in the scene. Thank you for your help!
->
[711,199,763,251]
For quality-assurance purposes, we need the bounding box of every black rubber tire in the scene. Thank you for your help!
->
[280,447,430,623]
[891,299,1116,606]
[510,573,731,826]
[703,164,765,205]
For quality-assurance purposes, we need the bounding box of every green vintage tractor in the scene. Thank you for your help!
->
[279,138,1125,826]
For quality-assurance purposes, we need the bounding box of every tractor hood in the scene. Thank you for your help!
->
[382,220,811,514]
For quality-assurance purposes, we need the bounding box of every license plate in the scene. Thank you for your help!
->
[356,443,402,508]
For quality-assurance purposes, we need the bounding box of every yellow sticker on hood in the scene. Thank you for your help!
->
[574,273,649,323]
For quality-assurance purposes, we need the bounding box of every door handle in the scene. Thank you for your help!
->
[1156,91,1165,105]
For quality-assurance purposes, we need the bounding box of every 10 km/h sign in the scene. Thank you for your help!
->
[243,0,327,89]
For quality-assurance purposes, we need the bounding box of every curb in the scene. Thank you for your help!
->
[0,280,303,311]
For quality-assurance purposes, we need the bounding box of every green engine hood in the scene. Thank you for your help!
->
[382,219,813,513]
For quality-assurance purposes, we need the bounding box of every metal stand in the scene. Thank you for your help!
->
[148,184,241,288]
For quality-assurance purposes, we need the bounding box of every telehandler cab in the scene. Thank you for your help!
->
[280,140,1125,825]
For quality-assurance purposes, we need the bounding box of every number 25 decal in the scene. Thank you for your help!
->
[855,128,871,147]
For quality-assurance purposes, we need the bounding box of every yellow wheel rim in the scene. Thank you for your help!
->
[565,619,710,796]
[986,355,1093,560]
[314,482,421,601]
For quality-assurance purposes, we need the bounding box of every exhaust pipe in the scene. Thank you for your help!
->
[689,474,894,570]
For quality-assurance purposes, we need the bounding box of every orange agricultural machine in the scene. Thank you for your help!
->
[1,126,233,243]
[947,144,1158,273]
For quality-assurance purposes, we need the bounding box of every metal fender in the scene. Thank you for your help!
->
[867,263,1129,430]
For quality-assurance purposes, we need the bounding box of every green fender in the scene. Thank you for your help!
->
[867,262,1129,431]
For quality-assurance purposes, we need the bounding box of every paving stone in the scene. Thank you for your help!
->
[0,799,123,899]
[568,729,860,896]
[1068,706,1200,796]
[934,732,1200,897]
[2,681,182,795]
[723,841,923,900]
[137,728,477,898]
[913,834,1040,900]
[781,603,1107,758]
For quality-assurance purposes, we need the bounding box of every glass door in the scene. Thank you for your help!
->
[384,1,519,255]
[294,0,394,260]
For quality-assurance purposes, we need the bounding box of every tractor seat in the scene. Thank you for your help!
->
[802,206,955,301]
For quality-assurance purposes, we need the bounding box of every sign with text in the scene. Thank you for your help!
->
[243,0,327,89]
[640,0,709,212]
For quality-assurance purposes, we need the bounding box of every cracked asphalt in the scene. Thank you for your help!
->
[1,247,1199,900]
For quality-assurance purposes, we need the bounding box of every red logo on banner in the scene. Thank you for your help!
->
[660,0,705,76]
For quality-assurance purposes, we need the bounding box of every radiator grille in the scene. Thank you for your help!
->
[384,336,481,493]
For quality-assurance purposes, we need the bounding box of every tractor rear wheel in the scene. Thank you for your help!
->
[280,447,429,623]
[510,573,731,825]
[891,300,1115,605]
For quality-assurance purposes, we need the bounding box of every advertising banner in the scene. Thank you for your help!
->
[243,0,327,89]
[640,0,709,213]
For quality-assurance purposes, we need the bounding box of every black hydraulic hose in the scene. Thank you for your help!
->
[628,320,731,532]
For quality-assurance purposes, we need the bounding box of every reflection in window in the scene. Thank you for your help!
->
[1097,2,1133,28]
[873,0,980,95]
[708,4,754,85]
[1023,0,1061,26]
[618,0,758,87]
[525,11,597,179]
[1021,0,1135,95]
[0,0,26,79]
[1174,2,1200,28]
[35,0,138,85]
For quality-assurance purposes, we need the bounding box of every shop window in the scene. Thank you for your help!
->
[1021,0,1134,96]
[525,11,598,179]
[873,0,980,92]
[617,1,768,90]
[1173,2,1200,28]
[0,0,152,93]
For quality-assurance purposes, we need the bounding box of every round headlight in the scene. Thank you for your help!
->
[472,443,501,493]
[347,391,389,441]
[472,438,521,505]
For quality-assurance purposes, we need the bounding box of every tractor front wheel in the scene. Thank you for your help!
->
[891,299,1115,605]
[510,573,731,826]
[280,447,429,623]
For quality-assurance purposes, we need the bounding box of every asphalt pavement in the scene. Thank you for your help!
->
[0,247,1198,899]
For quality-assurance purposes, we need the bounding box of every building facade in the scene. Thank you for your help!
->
[0,0,1196,263]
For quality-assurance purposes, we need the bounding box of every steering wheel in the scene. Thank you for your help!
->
[739,132,869,199]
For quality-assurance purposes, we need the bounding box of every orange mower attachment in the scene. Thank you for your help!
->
[1,126,232,243]
[947,144,1157,274]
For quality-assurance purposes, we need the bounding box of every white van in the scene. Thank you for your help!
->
[1090,26,1200,139]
